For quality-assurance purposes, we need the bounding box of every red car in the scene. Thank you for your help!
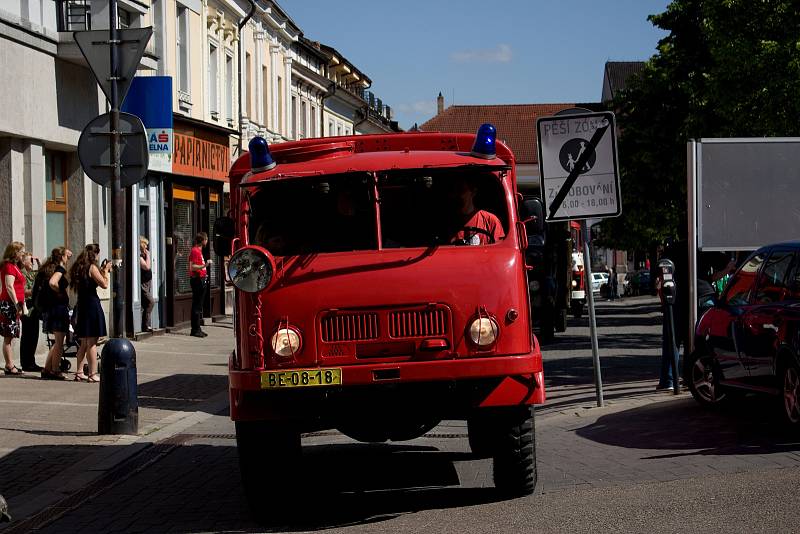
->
[687,242,800,426]
[215,125,546,521]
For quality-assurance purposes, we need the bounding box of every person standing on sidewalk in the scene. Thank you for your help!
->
[69,244,111,382]
[20,251,42,372]
[139,236,154,332]
[40,247,72,380]
[1,241,28,375]
[189,232,211,338]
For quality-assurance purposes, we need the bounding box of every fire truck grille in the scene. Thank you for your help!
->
[389,309,448,338]
[321,313,379,342]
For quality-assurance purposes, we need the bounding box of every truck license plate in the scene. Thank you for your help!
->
[261,368,342,389]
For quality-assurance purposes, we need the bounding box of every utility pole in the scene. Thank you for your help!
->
[109,0,125,337]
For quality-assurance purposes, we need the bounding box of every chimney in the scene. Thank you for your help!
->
[437,92,444,114]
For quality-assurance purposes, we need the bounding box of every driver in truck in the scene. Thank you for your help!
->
[446,175,505,246]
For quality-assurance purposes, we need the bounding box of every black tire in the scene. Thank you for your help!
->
[467,413,497,458]
[492,406,537,497]
[571,302,584,319]
[236,420,301,523]
[686,350,727,406]
[538,314,555,344]
[778,356,800,427]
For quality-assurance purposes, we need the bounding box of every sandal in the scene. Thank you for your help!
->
[42,370,68,381]
[4,365,23,375]
[87,373,100,383]
[74,373,88,382]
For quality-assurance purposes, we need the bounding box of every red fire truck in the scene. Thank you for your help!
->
[570,221,586,318]
[214,125,546,519]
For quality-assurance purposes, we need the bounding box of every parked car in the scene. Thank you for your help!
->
[591,272,608,293]
[687,242,800,426]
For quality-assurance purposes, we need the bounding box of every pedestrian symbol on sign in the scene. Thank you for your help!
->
[559,138,596,174]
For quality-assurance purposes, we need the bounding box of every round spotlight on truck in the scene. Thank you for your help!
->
[270,326,303,357]
[227,246,275,293]
[468,316,499,347]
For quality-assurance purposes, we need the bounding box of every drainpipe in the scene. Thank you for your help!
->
[237,0,257,154]
[320,79,336,136]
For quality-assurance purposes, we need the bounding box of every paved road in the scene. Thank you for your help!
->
[6,296,800,533]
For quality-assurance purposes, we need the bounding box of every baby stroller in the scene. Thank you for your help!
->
[43,308,81,373]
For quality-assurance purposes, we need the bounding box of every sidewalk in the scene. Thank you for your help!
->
[0,320,234,526]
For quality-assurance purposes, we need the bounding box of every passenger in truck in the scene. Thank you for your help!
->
[445,176,505,246]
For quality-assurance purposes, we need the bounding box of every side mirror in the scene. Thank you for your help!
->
[519,198,545,239]
[213,216,235,257]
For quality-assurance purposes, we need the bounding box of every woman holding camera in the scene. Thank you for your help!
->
[69,243,111,382]
[0,241,27,375]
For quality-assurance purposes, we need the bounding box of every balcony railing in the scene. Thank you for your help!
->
[56,0,91,32]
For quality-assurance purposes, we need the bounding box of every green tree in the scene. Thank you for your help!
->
[598,0,800,251]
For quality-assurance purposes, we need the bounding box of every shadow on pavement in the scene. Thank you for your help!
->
[22,441,502,533]
[544,352,662,387]
[575,395,800,457]
[137,374,228,412]
[0,445,100,502]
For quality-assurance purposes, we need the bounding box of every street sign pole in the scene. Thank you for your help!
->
[538,108,622,408]
[109,0,124,338]
[581,221,604,407]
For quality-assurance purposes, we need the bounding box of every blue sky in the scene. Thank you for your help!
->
[288,0,671,130]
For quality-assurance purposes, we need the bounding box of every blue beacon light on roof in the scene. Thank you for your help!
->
[249,136,276,172]
[470,123,497,159]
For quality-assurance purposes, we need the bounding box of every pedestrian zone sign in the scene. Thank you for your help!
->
[536,111,621,221]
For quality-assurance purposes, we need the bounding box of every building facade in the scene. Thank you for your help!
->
[0,0,398,341]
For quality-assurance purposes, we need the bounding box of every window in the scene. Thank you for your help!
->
[724,253,766,306]
[337,124,342,136]
[248,169,508,256]
[225,54,233,123]
[787,252,800,301]
[173,187,195,294]
[176,7,189,93]
[261,66,268,125]
[328,120,334,137]
[118,8,132,29]
[310,105,316,137]
[45,151,68,252]
[300,101,307,138]
[209,192,221,288]
[753,250,794,304]
[208,42,219,115]
[290,96,296,138]
[245,53,252,117]
[277,77,283,133]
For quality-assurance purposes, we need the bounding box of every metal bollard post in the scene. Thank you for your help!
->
[98,338,139,435]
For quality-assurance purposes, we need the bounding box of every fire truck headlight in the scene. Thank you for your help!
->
[271,327,302,357]
[572,280,578,288]
[228,246,275,293]
[468,317,499,347]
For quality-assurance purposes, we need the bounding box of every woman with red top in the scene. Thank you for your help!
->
[189,232,212,338]
[1,241,28,375]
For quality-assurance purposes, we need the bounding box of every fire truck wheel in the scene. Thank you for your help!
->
[235,420,301,523]
[492,405,537,497]
[468,412,500,458]
[538,315,555,344]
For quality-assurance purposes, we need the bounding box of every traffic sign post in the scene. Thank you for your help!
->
[74,3,151,436]
[537,109,623,407]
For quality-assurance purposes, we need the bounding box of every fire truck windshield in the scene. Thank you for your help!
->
[248,168,508,256]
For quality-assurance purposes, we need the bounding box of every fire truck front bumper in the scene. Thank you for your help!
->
[228,353,546,422]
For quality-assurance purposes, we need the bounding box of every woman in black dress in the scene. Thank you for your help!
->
[69,244,111,382]
[40,246,73,379]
